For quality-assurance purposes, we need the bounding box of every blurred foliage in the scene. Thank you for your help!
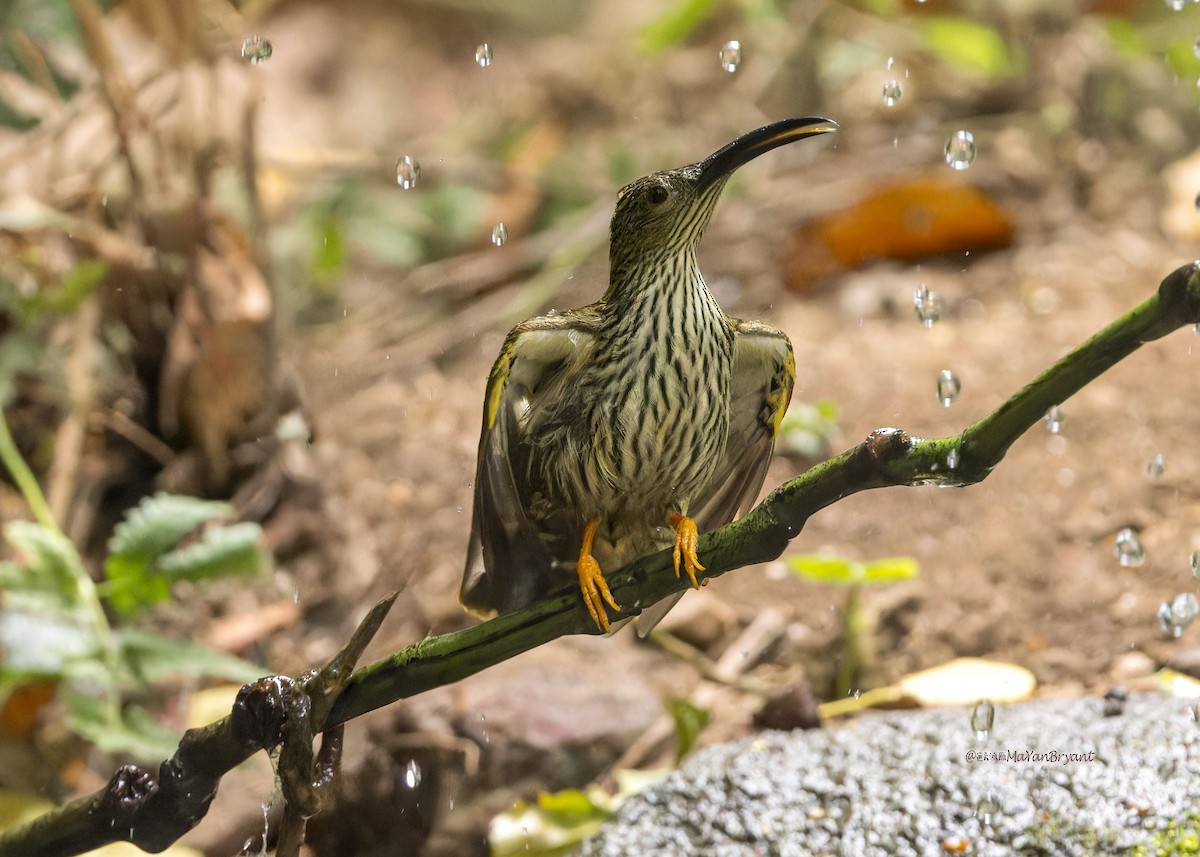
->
[0,413,268,758]
[667,695,710,761]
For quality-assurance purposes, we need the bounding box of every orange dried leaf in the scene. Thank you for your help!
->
[784,178,1015,292]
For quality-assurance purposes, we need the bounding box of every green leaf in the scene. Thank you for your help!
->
[535,789,615,829]
[920,17,1021,78]
[106,493,232,564]
[862,556,920,583]
[116,629,263,685]
[0,608,94,674]
[1,520,86,601]
[103,553,172,615]
[637,0,720,54]
[786,554,919,585]
[62,689,178,760]
[154,522,268,582]
[666,696,709,760]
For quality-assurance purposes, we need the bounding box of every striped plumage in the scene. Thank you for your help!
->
[461,118,837,632]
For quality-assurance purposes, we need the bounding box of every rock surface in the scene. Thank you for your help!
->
[578,694,1200,856]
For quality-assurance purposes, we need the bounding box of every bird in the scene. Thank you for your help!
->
[460,117,838,633]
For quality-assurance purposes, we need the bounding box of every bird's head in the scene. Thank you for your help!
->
[606,117,838,284]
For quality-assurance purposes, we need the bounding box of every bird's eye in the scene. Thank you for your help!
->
[646,185,670,205]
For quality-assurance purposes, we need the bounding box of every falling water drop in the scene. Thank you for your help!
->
[1190,550,1200,579]
[395,155,421,190]
[944,130,976,170]
[882,80,903,107]
[1159,593,1200,637]
[977,793,1001,826]
[914,284,944,327]
[1164,0,1186,10]
[1114,528,1146,568]
[490,222,508,246]
[970,699,994,742]
[403,759,422,788]
[946,446,960,470]
[936,370,961,407]
[240,36,273,64]
[1146,453,1166,479]
[475,43,493,67]
[1044,405,1063,434]
[719,40,742,73]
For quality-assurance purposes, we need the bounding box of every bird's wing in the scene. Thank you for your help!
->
[460,314,596,617]
[695,320,794,531]
[635,320,793,634]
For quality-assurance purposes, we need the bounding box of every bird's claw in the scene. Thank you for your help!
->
[670,514,705,589]
[578,553,620,633]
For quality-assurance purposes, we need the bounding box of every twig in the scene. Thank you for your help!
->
[1,262,1197,857]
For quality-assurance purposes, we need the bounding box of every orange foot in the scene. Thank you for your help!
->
[577,517,620,632]
[669,513,705,589]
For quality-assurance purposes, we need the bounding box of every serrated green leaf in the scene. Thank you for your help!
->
[62,689,178,760]
[0,607,94,674]
[666,696,709,761]
[920,17,1021,78]
[116,629,262,685]
[2,520,86,601]
[154,522,267,581]
[106,493,232,563]
[103,553,172,615]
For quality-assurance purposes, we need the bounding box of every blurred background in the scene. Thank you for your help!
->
[2,0,1200,854]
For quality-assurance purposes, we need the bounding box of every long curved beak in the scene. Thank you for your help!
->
[696,117,838,191]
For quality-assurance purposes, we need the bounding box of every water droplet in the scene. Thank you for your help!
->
[491,222,508,246]
[946,446,960,470]
[970,699,994,741]
[1044,405,1063,434]
[977,793,1000,826]
[882,80,903,106]
[719,40,742,73]
[1114,528,1145,568]
[1165,0,1187,10]
[914,284,944,327]
[403,759,422,788]
[240,36,273,65]
[944,130,976,170]
[1194,36,1200,60]
[936,369,961,407]
[1190,550,1200,579]
[395,155,421,190]
[475,43,493,67]
[1194,193,1200,212]
[1160,593,1200,637]
[1146,453,1166,479]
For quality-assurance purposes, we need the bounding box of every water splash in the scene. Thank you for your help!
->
[970,699,994,741]
[937,370,961,407]
[1044,405,1063,434]
[241,36,273,64]
[395,155,421,190]
[1114,528,1145,568]
[719,40,742,73]
[914,284,944,327]
[882,80,902,107]
[1159,593,1199,637]
[944,130,976,170]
